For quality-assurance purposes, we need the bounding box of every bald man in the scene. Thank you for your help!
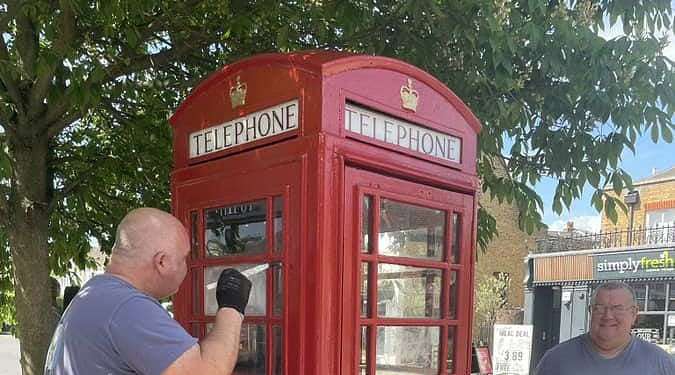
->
[44,208,252,375]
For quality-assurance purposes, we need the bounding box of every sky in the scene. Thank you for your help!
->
[537,133,675,233]
[536,9,675,233]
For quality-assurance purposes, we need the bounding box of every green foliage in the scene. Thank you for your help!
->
[474,272,511,326]
[477,205,498,253]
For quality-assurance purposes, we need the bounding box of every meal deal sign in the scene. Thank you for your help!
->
[492,324,533,375]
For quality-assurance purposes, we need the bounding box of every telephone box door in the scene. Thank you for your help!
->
[173,161,302,375]
[343,167,475,375]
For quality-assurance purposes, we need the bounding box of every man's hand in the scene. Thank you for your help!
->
[216,269,252,315]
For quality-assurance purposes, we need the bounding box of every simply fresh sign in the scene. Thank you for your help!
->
[593,249,675,279]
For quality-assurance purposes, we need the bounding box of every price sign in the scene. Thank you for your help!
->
[492,324,533,375]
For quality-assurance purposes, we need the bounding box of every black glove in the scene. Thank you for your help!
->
[216,268,252,315]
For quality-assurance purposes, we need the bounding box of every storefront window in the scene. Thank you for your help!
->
[648,283,667,311]
[634,283,647,311]
[669,283,675,310]
[633,315,665,345]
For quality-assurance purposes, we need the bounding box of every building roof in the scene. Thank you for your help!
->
[634,166,675,186]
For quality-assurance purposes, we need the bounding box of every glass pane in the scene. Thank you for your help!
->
[192,270,201,315]
[378,199,445,261]
[205,200,267,256]
[667,323,675,345]
[449,271,458,320]
[204,264,267,316]
[191,211,199,259]
[670,283,675,310]
[208,323,267,373]
[450,214,461,263]
[363,196,373,253]
[447,327,455,374]
[633,315,665,344]
[361,262,370,317]
[237,324,267,373]
[273,326,283,375]
[273,264,283,316]
[377,264,442,318]
[274,196,283,253]
[361,326,369,375]
[634,283,647,311]
[648,283,666,311]
[375,326,439,374]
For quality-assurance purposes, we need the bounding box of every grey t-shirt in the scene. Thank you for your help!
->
[45,274,197,375]
[535,333,675,375]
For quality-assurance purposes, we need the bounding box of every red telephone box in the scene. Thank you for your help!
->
[170,51,481,375]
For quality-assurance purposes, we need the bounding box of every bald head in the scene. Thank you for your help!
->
[111,208,186,264]
[107,208,190,298]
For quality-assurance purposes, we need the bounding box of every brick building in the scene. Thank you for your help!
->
[524,166,675,369]
[472,159,538,344]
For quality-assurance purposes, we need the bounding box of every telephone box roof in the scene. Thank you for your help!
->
[170,50,481,134]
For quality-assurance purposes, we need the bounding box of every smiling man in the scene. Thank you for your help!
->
[535,282,675,375]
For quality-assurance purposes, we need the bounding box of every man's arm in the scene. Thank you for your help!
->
[163,308,243,375]
[163,269,251,375]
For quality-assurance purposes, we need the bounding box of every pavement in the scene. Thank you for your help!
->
[0,334,21,375]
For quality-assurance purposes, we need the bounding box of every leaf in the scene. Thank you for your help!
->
[661,123,673,143]
[588,169,601,188]
[605,197,618,224]
[650,123,660,143]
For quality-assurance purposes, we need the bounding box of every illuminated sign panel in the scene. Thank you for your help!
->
[344,103,461,163]
[593,249,675,279]
[189,100,298,158]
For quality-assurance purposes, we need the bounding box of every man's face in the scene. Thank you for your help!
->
[589,288,637,349]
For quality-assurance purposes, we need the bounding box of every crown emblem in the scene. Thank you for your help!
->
[229,76,247,109]
[400,78,419,112]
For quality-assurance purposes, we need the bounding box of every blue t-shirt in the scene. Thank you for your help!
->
[45,274,197,375]
[535,333,675,375]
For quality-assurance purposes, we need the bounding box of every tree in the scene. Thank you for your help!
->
[0,1,673,374]
[473,273,511,345]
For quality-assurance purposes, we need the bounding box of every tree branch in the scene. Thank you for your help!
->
[28,0,77,117]
[11,1,39,80]
[46,108,85,139]
[0,34,26,126]
[0,185,9,227]
[104,37,207,80]
[47,160,100,214]
[44,37,208,138]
